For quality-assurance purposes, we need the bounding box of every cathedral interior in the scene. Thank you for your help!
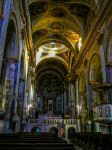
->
[0,0,112,149]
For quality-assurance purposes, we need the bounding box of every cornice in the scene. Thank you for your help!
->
[73,0,112,70]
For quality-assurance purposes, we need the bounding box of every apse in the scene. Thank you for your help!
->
[35,58,67,117]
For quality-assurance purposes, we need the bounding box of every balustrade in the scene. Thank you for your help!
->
[28,118,76,125]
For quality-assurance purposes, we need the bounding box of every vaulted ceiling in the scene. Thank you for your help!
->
[28,0,95,49]
[27,0,96,86]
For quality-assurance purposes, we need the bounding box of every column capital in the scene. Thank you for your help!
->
[66,71,76,83]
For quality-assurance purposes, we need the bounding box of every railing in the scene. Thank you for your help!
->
[28,118,76,125]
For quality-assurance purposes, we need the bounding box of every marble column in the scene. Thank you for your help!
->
[84,60,93,131]
[66,72,76,118]
[98,34,109,102]
[63,86,67,116]
[3,59,19,133]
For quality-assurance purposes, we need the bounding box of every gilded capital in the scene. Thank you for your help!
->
[66,71,76,83]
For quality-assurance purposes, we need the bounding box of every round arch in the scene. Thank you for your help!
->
[68,127,76,139]
[50,127,58,136]
[36,56,69,71]
[89,54,102,83]
[34,34,76,53]
[31,127,41,133]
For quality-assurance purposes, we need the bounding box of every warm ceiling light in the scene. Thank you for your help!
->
[48,51,56,57]
[78,37,82,50]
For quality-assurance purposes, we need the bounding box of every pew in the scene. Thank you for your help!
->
[0,132,74,150]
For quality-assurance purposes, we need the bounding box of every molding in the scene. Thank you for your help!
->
[73,0,112,70]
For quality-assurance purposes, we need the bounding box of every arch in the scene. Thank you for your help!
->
[68,127,76,139]
[3,20,18,59]
[89,54,104,108]
[36,56,69,71]
[31,127,41,133]
[34,34,75,53]
[50,127,58,136]
[1,18,19,86]
[8,12,20,57]
[0,18,19,132]
[36,66,67,81]
[89,54,102,83]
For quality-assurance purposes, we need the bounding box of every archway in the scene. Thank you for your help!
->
[89,54,103,105]
[35,59,67,118]
[50,127,58,136]
[68,127,76,140]
[18,52,25,131]
[1,19,19,132]
[31,127,41,134]
[89,54,103,132]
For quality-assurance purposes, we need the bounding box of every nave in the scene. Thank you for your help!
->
[0,0,112,150]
